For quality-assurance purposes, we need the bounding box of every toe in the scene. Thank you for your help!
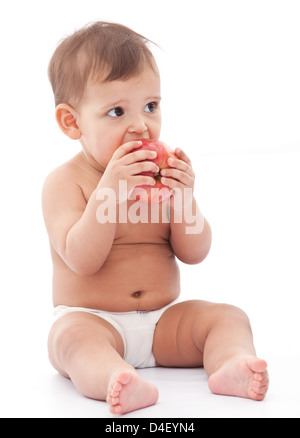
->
[117,371,133,385]
[253,372,263,381]
[110,404,122,415]
[252,380,261,390]
[107,378,124,401]
[110,396,119,406]
[254,372,269,389]
[250,390,265,401]
[249,358,268,373]
[112,381,122,392]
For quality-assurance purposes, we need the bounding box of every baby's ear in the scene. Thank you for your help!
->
[55,104,81,140]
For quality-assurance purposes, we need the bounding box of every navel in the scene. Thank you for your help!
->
[132,291,143,299]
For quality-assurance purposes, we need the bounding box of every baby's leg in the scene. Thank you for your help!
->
[153,300,268,401]
[48,312,158,414]
[201,304,268,401]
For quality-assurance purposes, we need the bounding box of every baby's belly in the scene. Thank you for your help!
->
[52,242,180,311]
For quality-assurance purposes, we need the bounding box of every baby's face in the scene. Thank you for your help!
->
[75,66,162,170]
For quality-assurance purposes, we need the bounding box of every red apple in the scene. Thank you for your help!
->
[128,139,175,204]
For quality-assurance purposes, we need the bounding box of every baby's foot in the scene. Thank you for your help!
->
[208,356,269,401]
[107,370,159,415]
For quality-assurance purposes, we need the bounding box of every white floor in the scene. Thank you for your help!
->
[1,346,300,418]
[1,151,300,418]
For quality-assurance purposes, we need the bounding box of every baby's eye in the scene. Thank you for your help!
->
[107,107,124,117]
[144,102,157,113]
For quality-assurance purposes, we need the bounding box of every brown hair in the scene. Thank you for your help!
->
[48,22,158,107]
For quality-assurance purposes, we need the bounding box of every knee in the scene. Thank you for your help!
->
[48,314,78,352]
[211,303,251,328]
[48,314,89,375]
[47,316,74,375]
[184,300,250,323]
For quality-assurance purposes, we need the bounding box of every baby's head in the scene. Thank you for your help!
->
[49,22,161,169]
[48,21,158,108]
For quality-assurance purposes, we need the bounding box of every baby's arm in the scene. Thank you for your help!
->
[169,200,212,264]
[42,141,158,275]
[161,148,212,264]
[42,166,117,275]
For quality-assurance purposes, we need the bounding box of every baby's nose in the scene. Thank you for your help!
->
[127,116,148,135]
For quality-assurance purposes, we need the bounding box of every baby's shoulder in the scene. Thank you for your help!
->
[43,155,80,189]
[42,154,88,223]
[42,154,85,208]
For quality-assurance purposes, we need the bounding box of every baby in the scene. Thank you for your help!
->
[43,22,269,415]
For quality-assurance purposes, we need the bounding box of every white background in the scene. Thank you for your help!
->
[0,0,300,417]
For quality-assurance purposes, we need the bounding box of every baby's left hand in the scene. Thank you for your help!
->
[160,148,195,196]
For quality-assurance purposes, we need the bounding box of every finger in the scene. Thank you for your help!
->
[165,157,194,177]
[123,149,157,165]
[130,161,159,175]
[112,140,143,159]
[175,148,192,163]
[160,169,191,186]
[130,175,156,187]
[160,176,187,190]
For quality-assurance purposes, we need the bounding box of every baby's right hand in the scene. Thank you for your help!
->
[98,141,159,202]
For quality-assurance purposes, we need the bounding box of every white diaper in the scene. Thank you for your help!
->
[53,301,177,369]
